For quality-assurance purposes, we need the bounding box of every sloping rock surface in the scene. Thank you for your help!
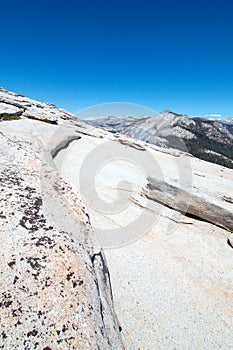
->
[0,89,123,349]
[0,87,76,123]
[1,88,233,350]
[54,127,233,350]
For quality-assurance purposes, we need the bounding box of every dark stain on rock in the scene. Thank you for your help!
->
[14,320,22,327]
[59,246,65,253]
[66,272,74,281]
[18,188,48,232]
[13,276,19,284]
[62,324,68,332]
[1,331,7,339]
[12,307,22,317]
[0,292,13,308]
[27,257,42,270]
[8,260,16,268]
[35,236,56,249]
[27,329,38,337]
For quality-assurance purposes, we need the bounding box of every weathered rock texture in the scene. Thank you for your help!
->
[55,123,233,350]
[0,87,79,123]
[0,88,123,349]
[145,176,233,232]
[1,87,233,350]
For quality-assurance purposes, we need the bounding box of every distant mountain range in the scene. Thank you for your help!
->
[81,110,233,169]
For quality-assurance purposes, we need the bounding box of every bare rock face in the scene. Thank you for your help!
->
[1,87,233,350]
[0,89,123,349]
[117,136,146,151]
[54,124,233,350]
[0,102,22,117]
[0,88,77,123]
[145,176,233,232]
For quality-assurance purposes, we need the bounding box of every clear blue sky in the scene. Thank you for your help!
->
[1,0,233,118]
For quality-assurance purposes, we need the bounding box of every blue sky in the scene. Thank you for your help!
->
[1,0,233,118]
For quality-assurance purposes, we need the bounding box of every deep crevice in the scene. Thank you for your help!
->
[227,239,233,249]
[91,251,113,347]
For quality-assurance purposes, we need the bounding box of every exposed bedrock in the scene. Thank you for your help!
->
[0,87,124,349]
[145,176,233,232]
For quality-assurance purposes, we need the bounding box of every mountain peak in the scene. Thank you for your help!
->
[160,109,176,114]
[159,110,189,118]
